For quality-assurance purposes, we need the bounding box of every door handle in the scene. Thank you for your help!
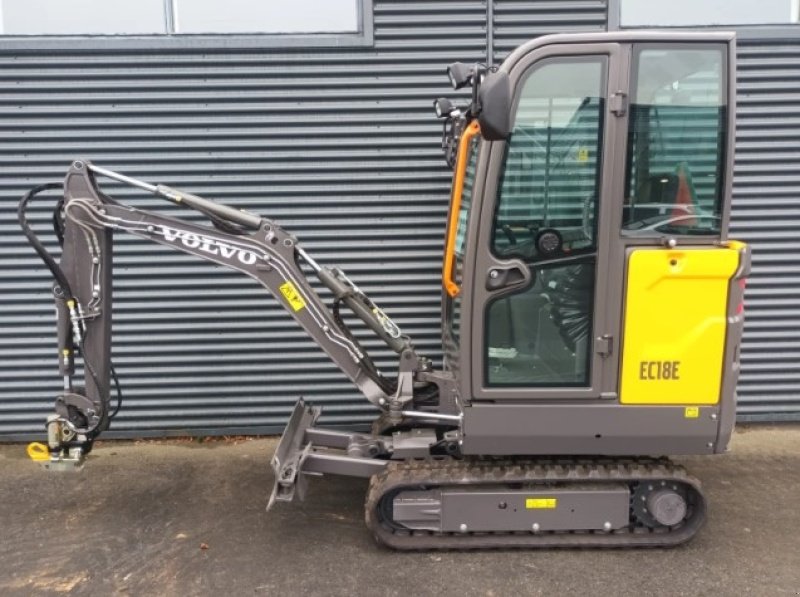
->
[443,121,481,298]
[486,263,529,291]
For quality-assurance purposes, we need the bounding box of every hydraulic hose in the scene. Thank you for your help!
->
[18,183,73,298]
[18,183,123,433]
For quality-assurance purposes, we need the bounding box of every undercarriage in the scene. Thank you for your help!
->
[270,400,706,549]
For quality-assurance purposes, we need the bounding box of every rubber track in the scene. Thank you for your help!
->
[365,456,706,550]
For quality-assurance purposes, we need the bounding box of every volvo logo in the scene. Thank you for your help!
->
[160,226,258,265]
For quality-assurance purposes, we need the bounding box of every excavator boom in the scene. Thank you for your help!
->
[19,160,452,469]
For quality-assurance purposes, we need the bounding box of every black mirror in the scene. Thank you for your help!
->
[477,71,511,141]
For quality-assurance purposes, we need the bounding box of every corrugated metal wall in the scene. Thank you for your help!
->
[732,38,800,420]
[491,0,608,61]
[2,1,798,440]
[0,0,492,438]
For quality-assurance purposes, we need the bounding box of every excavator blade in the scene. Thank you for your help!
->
[267,399,320,510]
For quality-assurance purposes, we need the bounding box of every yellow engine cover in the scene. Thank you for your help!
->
[620,246,740,405]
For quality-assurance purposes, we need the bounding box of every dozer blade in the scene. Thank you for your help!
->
[267,399,320,510]
[267,399,391,511]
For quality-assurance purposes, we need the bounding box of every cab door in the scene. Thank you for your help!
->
[467,42,626,401]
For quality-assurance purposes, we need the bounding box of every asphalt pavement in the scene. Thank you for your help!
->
[0,425,798,596]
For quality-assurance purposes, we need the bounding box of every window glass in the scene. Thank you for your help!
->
[174,0,359,34]
[486,259,594,387]
[450,294,463,346]
[486,56,606,388]
[448,135,479,347]
[454,136,480,258]
[1,0,166,34]
[623,47,726,236]
[493,57,606,262]
[621,0,798,26]
[0,0,360,36]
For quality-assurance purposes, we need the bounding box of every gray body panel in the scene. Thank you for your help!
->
[440,485,629,532]
[717,243,751,450]
[461,403,720,455]
[393,485,630,532]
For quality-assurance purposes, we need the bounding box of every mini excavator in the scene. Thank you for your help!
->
[20,31,749,549]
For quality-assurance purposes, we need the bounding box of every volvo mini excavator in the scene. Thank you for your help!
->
[19,31,749,549]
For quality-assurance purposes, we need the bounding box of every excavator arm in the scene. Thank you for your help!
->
[18,60,491,511]
[20,160,444,470]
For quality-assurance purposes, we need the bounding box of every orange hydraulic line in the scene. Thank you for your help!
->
[442,120,481,298]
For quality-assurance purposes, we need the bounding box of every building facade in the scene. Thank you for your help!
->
[1,0,798,439]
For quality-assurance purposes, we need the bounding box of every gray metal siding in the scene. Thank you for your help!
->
[0,0,490,438]
[1,0,612,440]
[733,39,800,420]
[2,1,798,440]
[491,0,608,61]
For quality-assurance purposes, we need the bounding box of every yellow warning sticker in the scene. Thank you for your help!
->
[279,281,306,312]
[577,147,589,162]
[684,406,700,419]
[526,498,557,509]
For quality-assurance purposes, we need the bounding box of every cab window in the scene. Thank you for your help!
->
[492,57,605,261]
[623,46,727,235]
[449,135,480,346]
[486,56,607,387]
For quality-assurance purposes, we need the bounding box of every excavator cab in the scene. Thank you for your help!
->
[440,32,747,457]
[20,31,749,549]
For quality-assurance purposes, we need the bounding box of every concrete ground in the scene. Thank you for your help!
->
[0,426,798,597]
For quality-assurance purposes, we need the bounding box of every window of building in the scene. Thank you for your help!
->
[620,0,800,27]
[1,0,166,35]
[0,0,361,36]
[174,0,358,34]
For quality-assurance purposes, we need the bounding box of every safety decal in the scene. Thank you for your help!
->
[526,498,557,509]
[279,281,306,312]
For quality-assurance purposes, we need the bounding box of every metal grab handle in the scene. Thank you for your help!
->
[442,120,481,298]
